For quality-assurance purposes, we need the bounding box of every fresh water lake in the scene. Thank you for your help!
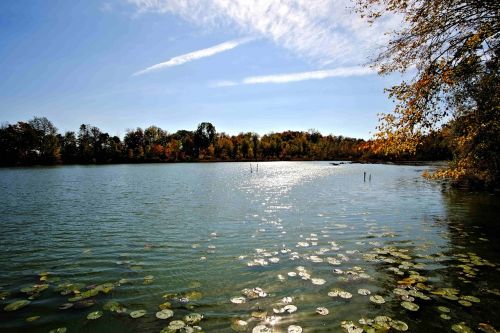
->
[0,162,499,333]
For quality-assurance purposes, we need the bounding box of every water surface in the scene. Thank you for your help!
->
[0,162,498,332]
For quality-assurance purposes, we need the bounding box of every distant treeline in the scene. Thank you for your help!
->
[0,117,451,166]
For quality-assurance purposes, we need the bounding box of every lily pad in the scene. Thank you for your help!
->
[130,310,146,318]
[390,320,409,331]
[48,328,67,333]
[401,301,419,311]
[252,325,271,333]
[184,312,203,324]
[4,299,30,311]
[287,325,303,333]
[59,303,73,310]
[311,278,326,285]
[339,291,352,299]
[103,300,121,312]
[168,320,186,330]
[458,300,472,307]
[156,309,174,319]
[87,310,102,320]
[369,295,385,304]
[26,315,40,322]
[451,323,474,333]
[251,311,267,319]
[231,319,248,332]
[437,306,450,313]
[159,302,172,309]
[358,289,371,296]
[283,305,297,313]
[185,291,202,301]
[441,314,451,320]
[316,307,329,315]
[461,295,480,303]
[231,297,246,304]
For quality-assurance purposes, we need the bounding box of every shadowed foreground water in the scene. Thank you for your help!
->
[0,162,499,333]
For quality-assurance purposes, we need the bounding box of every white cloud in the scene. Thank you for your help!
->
[211,66,376,87]
[133,37,254,76]
[127,0,401,65]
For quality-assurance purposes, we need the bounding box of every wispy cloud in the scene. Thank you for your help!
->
[211,66,376,87]
[133,37,254,76]
[127,0,401,65]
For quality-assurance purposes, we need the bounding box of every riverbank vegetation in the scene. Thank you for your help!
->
[0,117,451,166]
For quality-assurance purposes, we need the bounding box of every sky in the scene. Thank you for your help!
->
[0,0,405,139]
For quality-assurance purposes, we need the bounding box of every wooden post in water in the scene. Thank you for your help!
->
[250,163,253,173]
[369,174,372,182]
[364,172,366,182]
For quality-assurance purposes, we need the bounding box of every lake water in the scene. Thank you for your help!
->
[0,162,499,333]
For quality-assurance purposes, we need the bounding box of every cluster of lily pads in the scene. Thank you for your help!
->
[2,216,499,333]
[1,268,207,333]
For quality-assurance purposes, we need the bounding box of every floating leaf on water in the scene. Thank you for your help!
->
[130,310,146,318]
[103,300,121,312]
[231,319,248,332]
[169,320,186,330]
[288,272,297,277]
[316,307,329,315]
[156,309,174,319]
[437,306,450,313]
[287,325,303,333]
[118,278,130,285]
[282,297,293,304]
[189,281,202,289]
[401,301,419,311]
[369,295,385,304]
[87,311,102,320]
[143,275,154,285]
[48,328,67,333]
[461,295,480,303]
[339,291,353,299]
[159,302,172,309]
[311,278,326,285]
[374,316,392,324]
[59,303,73,310]
[451,323,474,333]
[185,291,202,301]
[358,289,371,296]
[252,325,271,333]
[283,305,297,313]
[390,320,409,331]
[74,299,96,309]
[251,311,267,319]
[458,300,472,307]
[184,313,203,325]
[340,320,363,333]
[441,314,451,320]
[26,315,40,322]
[4,299,30,311]
[265,315,281,326]
[328,288,343,297]
[163,292,179,300]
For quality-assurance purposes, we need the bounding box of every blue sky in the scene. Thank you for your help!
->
[0,0,404,139]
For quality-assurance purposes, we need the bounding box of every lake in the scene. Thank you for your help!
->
[0,162,499,333]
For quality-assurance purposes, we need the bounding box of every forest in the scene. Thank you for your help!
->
[0,117,450,166]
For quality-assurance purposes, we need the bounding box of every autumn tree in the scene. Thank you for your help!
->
[356,0,500,188]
